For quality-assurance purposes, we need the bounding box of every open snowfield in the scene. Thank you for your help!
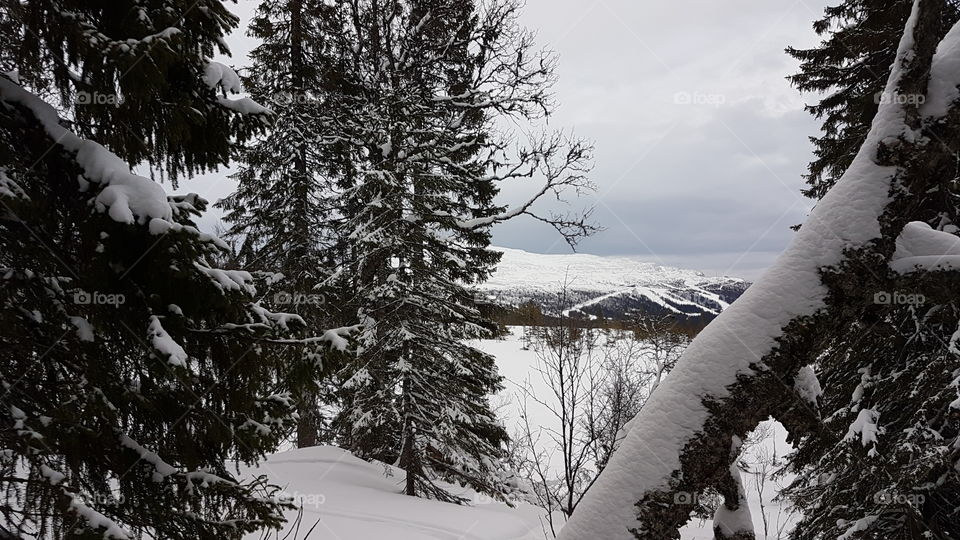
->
[247,328,796,540]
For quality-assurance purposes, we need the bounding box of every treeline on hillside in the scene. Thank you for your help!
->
[489,300,706,337]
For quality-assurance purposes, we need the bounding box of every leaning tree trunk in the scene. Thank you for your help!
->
[558,1,960,538]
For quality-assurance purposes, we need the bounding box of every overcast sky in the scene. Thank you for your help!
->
[180,0,834,280]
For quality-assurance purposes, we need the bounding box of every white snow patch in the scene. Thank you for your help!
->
[890,221,960,273]
[844,408,881,448]
[242,446,549,540]
[194,263,256,294]
[146,316,188,367]
[793,365,822,405]
[217,96,271,115]
[39,464,65,485]
[202,61,242,93]
[69,316,95,342]
[837,515,879,540]
[921,20,960,119]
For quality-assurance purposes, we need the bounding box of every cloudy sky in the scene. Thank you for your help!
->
[181,0,835,280]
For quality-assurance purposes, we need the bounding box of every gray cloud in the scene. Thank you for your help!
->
[490,0,832,279]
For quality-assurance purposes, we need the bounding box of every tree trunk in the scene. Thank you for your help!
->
[296,389,319,448]
[399,373,417,497]
[288,0,317,450]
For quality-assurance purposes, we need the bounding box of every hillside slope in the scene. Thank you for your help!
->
[478,248,749,322]
[243,446,548,540]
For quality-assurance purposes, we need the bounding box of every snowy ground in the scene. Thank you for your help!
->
[247,328,797,539]
[243,446,549,540]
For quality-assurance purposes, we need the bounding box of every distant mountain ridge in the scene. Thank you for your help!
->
[477,247,750,323]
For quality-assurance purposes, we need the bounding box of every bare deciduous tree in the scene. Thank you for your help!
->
[512,280,692,536]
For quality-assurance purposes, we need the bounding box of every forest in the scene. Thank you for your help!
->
[1,0,959,539]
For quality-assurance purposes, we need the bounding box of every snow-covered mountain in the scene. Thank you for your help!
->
[477,247,750,322]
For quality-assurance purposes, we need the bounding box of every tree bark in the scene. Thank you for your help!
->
[296,394,319,448]
[399,373,417,497]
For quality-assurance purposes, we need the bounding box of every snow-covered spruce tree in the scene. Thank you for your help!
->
[316,0,596,501]
[781,234,960,538]
[559,1,960,538]
[0,0,348,536]
[4,0,269,183]
[786,0,960,200]
[217,0,347,448]
[0,73,354,537]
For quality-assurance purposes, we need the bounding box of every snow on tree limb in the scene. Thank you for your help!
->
[557,1,956,538]
[921,20,960,119]
[147,316,188,367]
[0,76,172,225]
[203,61,243,94]
[203,61,272,115]
[0,75,272,265]
[249,325,359,352]
[0,75,212,229]
[890,221,960,272]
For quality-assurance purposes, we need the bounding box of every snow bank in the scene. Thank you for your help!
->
[242,446,548,540]
[231,331,795,540]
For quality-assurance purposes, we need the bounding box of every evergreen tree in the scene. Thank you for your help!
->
[786,0,959,200]
[0,0,347,536]
[782,266,960,538]
[313,0,596,501]
[217,0,347,448]
[0,74,315,538]
[779,2,960,538]
[3,0,270,183]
